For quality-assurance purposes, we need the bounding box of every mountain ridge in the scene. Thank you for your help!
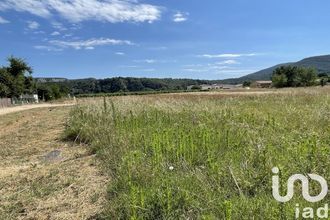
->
[222,55,330,84]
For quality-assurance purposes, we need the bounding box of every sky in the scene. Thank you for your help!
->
[1,0,330,80]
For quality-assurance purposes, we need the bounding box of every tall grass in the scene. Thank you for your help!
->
[65,88,330,219]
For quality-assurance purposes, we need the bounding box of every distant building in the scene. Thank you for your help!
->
[253,81,272,88]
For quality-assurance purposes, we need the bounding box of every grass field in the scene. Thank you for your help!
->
[65,87,330,219]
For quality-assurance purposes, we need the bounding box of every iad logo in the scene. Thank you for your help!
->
[272,167,329,219]
[272,167,328,203]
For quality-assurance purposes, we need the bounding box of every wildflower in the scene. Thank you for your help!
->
[169,166,174,171]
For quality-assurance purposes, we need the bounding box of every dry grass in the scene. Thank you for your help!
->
[0,106,108,220]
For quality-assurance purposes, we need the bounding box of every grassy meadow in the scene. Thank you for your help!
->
[65,88,330,219]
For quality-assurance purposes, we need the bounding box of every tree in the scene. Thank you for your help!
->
[243,81,252,87]
[0,57,35,98]
[298,67,317,86]
[272,70,288,88]
[36,83,69,101]
[272,66,318,88]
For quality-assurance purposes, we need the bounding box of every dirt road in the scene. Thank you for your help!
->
[0,106,108,219]
[0,103,75,116]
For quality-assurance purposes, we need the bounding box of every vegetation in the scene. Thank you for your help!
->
[243,81,252,87]
[271,66,318,88]
[47,77,220,95]
[0,57,69,101]
[65,88,330,219]
[0,57,35,98]
[36,83,69,101]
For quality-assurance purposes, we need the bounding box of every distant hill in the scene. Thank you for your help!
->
[35,55,330,89]
[222,55,330,84]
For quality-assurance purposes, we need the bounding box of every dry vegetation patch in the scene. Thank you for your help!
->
[0,107,108,219]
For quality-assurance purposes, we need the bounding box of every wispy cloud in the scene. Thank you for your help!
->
[0,0,162,23]
[27,21,40,30]
[183,66,257,77]
[173,12,189,23]
[182,60,254,77]
[173,11,188,22]
[119,65,139,68]
[134,59,176,64]
[115,52,125,56]
[216,60,240,65]
[0,16,9,24]
[49,38,134,50]
[34,45,63,52]
[51,31,60,36]
[199,53,257,58]
[51,21,67,31]
[134,59,157,64]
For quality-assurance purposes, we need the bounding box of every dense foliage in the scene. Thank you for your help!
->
[271,66,318,88]
[49,77,218,95]
[65,88,330,219]
[0,57,35,98]
[36,83,70,101]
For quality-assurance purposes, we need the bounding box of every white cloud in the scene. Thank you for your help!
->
[144,59,156,63]
[0,0,162,23]
[134,59,176,64]
[134,59,156,63]
[216,60,240,65]
[27,21,40,30]
[119,65,139,68]
[200,53,257,58]
[115,52,125,55]
[49,37,134,50]
[63,33,73,38]
[0,0,51,17]
[51,31,60,36]
[51,21,67,31]
[173,12,188,22]
[34,45,63,51]
[0,16,9,24]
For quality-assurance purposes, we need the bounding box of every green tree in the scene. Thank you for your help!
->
[298,67,317,86]
[272,66,318,88]
[0,57,35,98]
[243,81,252,87]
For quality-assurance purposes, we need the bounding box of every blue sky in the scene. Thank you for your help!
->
[0,0,330,80]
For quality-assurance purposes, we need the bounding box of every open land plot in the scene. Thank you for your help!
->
[66,86,330,219]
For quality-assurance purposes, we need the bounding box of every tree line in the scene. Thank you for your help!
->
[54,77,218,95]
[1,57,329,101]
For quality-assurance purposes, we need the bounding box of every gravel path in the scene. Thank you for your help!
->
[0,103,75,116]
